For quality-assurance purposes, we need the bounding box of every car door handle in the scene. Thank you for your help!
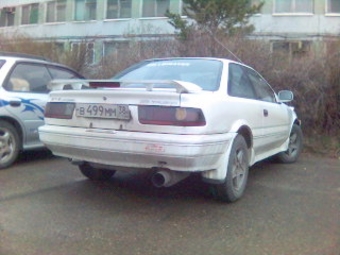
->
[9,99,21,107]
[263,109,268,117]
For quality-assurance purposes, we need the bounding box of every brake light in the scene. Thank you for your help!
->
[138,106,206,126]
[44,102,75,119]
[89,81,120,88]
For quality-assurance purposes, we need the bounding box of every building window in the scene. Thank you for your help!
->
[272,40,311,58]
[75,0,97,21]
[249,0,263,7]
[142,0,170,17]
[54,42,65,55]
[22,3,39,24]
[72,42,95,65]
[274,0,313,13]
[107,0,132,19]
[248,0,262,13]
[181,1,187,16]
[327,0,340,13]
[0,7,15,27]
[104,41,130,60]
[86,43,95,64]
[47,0,66,22]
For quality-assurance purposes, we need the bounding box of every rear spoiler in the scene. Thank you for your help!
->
[48,79,203,94]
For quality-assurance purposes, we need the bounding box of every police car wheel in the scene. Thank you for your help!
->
[0,121,21,169]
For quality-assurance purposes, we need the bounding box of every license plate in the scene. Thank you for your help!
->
[76,103,130,120]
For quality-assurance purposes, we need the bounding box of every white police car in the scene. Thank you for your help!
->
[0,52,84,169]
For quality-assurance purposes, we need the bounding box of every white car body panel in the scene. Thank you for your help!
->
[39,125,235,172]
[39,58,299,183]
[1,89,47,148]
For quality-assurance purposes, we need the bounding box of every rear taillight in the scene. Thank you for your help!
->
[89,81,120,88]
[45,102,75,119]
[138,106,206,126]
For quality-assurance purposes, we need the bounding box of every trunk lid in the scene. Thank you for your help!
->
[45,80,205,134]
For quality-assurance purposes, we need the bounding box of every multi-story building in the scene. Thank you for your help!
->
[0,0,339,63]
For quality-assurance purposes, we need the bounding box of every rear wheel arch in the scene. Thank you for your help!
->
[0,117,23,149]
[0,118,23,169]
[237,125,253,150]
[213,134,250,202]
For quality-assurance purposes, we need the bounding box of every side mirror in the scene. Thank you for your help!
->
[278,90,294,103]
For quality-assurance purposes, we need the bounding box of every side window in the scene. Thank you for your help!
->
[48,66,83,79]
[0,60,5,68]
[4,63,52,93]
[247,69,276,103]
[228,64,256,99]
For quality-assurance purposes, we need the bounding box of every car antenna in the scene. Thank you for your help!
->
[205,29,244,63]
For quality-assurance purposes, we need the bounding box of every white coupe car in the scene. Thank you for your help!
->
[39,57,303,202]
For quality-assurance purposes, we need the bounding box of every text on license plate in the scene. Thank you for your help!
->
[76,103,130,120]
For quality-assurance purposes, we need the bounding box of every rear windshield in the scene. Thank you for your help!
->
[0,60,5,69]
[114,59,223,91]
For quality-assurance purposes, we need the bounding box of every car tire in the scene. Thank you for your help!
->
[213,135,249,203]
[276,124,303,163]
[79,162,116,181]
[0,121,21,170]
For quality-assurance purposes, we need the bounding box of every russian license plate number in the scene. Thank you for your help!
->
[76,103,130,120]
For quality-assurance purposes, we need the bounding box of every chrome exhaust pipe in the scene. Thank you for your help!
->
[151,169,189,188]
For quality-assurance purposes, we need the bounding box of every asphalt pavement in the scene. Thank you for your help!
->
[0,151,339,255]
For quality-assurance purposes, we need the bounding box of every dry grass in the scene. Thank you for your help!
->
[1,32,338,156]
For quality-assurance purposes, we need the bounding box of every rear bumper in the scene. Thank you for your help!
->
[39,125,235,172]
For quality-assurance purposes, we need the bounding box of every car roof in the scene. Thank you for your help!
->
[0,52,84,77]
[0,52,51,62]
